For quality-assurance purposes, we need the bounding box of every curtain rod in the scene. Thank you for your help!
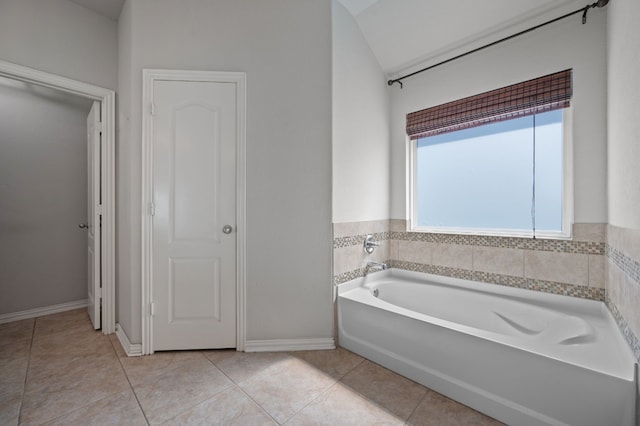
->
[387,0,610,89]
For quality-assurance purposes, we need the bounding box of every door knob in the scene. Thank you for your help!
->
[222,225,233,234]
[78,223,89,229]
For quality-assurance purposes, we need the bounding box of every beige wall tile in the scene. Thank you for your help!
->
[333,245,364,276]
[332,222,359,238]
[607,224,623,250]
[524,251,589,286]
[606,258,623,304]
[588,255,605,289]
[390,219,407,232]
[356,219,389,235]
[473,247,524,277]
[389,240,399,260]
[333,243,389,276]
[609,224,640,261]
[572,223,606,242]
[432,244,473,270]
[609,259,640,343]
[398,240,433,264]
[333,220,389,239]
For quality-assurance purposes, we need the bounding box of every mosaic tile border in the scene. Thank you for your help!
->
[606,296,640,362]
[391,232,604,255]
[333,232,390,249]
[333,260,391,286]
[333,230,604,255]
[334,261,605,301]
[606,245,640,285]
[391,260,605,300]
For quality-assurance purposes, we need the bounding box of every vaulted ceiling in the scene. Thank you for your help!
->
[67,0,124,21]
[337,0,588,76]
[66,0,592,77]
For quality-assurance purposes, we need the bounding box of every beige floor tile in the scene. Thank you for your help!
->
[0,318,34,348]
[238,356,338,424]
[286,382,404,426]
[25,350,120,392]
[41,389,147,426]
[290,348,364,379]
[340,360,427,421]
[0,392,22,426]
[406,391,504,426]
[202,349,292,384]
[1,354,29,393]
[20,356,130,425]
[32,309,94,339]
[163,385,276,426]
[30,328,112,362]
[120,350,207,386]
[129,353,232,425]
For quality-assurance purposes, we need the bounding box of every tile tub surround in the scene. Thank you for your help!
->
[606,225,640,362]
[333,219,391,285]
[333,220,607,301]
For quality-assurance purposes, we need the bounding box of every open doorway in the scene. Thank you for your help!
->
[0,59,116,334]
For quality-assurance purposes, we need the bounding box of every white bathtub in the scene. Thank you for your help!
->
[337,269,637,426]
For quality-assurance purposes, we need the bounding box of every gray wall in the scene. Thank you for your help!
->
[332,0,390,224]
[118,0,334,343]
[0,0,118,91]
[389,10,608,224]
[0,0,118,317]
[0,77,92,314]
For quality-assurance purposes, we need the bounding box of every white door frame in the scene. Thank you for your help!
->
[0,59,116,334]
[141,69,247,355]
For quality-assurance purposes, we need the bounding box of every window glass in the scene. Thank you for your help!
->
[414,109,563,234]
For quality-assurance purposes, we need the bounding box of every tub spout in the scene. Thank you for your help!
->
[366,261,388,272]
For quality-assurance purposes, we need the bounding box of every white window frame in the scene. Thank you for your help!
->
[408,108,573,239]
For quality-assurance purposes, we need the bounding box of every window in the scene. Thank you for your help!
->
[407,70,572,238]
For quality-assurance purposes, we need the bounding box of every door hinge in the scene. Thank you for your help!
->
[150,302,155,317]
[150,102,156,116]
[96,287,102,299]
[96,121,103,132]
[149,202,155,216]
[96,204,103,214]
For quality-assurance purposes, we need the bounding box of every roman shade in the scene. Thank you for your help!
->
[406,69,572,140]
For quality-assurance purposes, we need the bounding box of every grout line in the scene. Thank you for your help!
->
[200,352,283,425]
[280,380,341,425]
[405,390,431,425]
[16,318,37,425]
[109,336,151,425]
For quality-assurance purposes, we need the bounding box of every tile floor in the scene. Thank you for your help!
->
[0,309,502,425]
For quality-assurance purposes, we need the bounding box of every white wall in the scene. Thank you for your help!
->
[332,0,390,223]
[118,0,333,343]
[389,11,608,224]
[0,78,92,314]
[0,0,118,90]
[607,0,640,229]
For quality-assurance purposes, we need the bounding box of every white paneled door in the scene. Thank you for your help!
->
[152,80,237,350]
[86,101,101,330]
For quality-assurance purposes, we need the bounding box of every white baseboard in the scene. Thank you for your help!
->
[0,299,88,324]
[244,338,336,352]
[115,323,142,357]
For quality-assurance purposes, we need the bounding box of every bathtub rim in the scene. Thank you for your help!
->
[337,268,637,381]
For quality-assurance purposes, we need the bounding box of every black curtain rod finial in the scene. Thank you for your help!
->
[387,0,609,87]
